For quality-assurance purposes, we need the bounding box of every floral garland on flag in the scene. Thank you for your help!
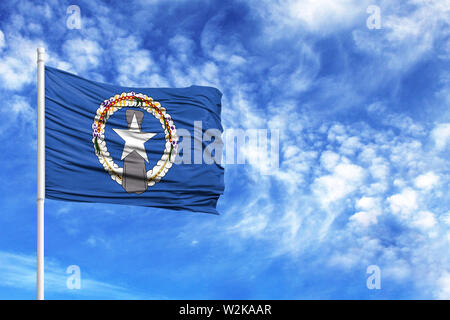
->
[92,92,178,187]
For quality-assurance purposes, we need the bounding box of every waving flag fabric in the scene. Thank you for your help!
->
[45,66,224,214]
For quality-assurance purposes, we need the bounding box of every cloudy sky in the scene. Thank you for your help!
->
[0,0,449,299]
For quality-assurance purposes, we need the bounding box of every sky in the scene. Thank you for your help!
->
[0,0,449,300]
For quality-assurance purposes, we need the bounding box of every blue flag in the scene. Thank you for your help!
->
[45,66,224,214]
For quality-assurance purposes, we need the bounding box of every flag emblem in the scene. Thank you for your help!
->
[92,92,178,194]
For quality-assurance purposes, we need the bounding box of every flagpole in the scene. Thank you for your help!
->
[36,47,45,300]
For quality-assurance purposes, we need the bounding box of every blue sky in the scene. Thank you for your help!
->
[0,0,449,299]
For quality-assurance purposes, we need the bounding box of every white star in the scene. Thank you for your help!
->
[113,114,156,163]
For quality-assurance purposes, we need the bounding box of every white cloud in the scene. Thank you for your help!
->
[85,235,111,248]
[0,29,5,50]
[412,211,437,230]
[228,213,268,237]
[289,0,370,31]
[383,259,412,281]
[356,196,378,211]
[62,38,103,72]
[367,103,426,137]
[389,140,423,170]
[369,158,390,181]
[349,211,377,227]
[437,272,450,299]
[358,145,377,163]
[350,197,381,227]
[327,124,347,142]
[320,150,340,171]
[442,212,450,226]
[352,0,449,70]
[0,36,44,90]
[223,101,447,299]
[431,123,450,151]
[0,251,147,299]
[11,95,34,121]
[253,0,371,35]
[313,162,365,207]
[414,172,440,190]
[110,35,165,87]
[388,188,418,217]
[339,136,362,156]
[0,95,35,136]
[169,35,195,63]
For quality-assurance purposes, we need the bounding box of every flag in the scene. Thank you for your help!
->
[45,66,224,214]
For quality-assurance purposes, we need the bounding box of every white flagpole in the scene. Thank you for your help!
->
[36,47,45,300]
